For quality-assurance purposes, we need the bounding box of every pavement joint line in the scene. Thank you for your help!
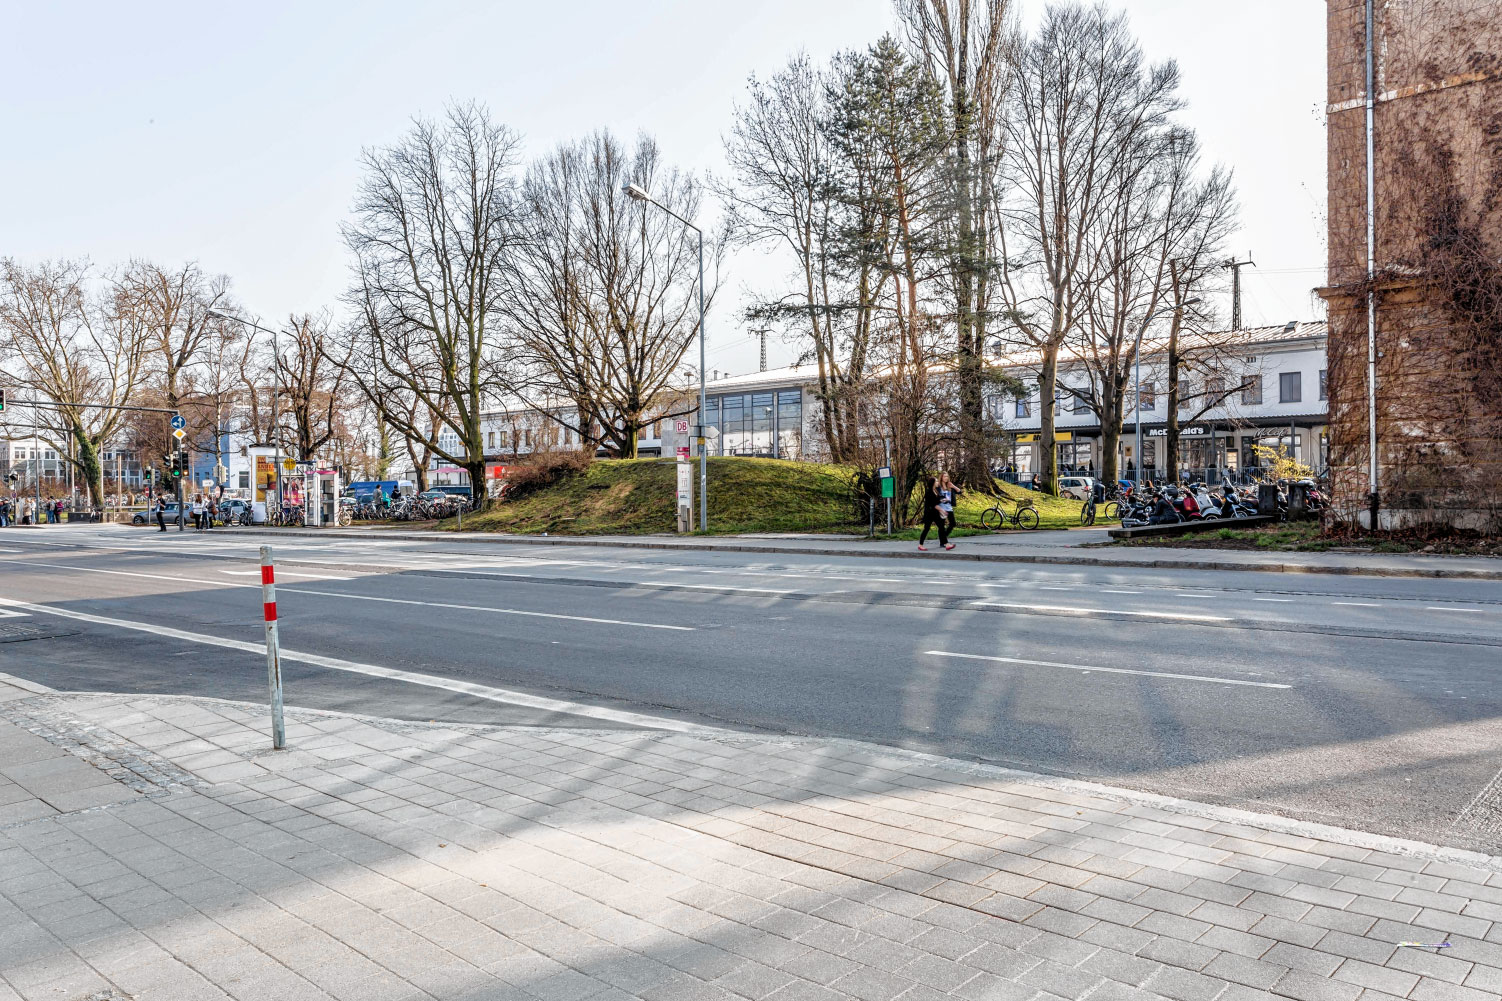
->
[0,597,722,734]
[923,649,1291,689]
[13,680,1502,878]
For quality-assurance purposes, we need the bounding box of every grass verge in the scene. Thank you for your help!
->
[444,456,1106,537]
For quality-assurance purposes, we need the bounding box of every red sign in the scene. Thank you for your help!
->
[676,446,690,460]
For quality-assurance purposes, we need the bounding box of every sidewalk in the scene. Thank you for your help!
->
[231,524,1502,580]
[4,674,1502,1001]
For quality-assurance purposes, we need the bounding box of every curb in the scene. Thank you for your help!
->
[217,527,1502,581]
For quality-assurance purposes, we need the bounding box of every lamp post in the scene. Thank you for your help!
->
[623,181,708,532]
[208,310,282,517]
[1131,298,1200,491]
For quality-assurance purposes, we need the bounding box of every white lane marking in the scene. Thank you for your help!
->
[1174,593,1205,598]
[9,561,692,631]
[284,588,696,629]
[1101,589,1141,595]
[421,567,793,594]
[924,650,1290,689]
[1252,598,1293,603]
[969,601,1231,622]
[1427,607,1485,614]
[1332,602,1381,607]
[1039,586,1074,591]
[0,607,30,618]
[220,569,352,581]
[0,598,719,733]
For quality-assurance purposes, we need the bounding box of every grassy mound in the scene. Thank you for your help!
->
[452,456,1101,537]
[455,457,863,536]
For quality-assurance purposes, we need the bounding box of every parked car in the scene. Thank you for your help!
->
[131,504,182,526]
[1058,476,1095,501]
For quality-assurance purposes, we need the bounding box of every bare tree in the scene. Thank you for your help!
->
[273,312,355,461]
[722,54,870,462]
[899,0,1017,489]
[0,258,150,507]
[502,130,721,458]
[996,2,1179,495]
[343,101,519,505]
[118,260,233,411]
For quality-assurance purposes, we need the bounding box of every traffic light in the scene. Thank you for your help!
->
[0,388,6,412]
[170,452,183,478]
[143,470,153,484]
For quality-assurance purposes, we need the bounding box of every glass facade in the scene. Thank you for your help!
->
[705,388,802,458]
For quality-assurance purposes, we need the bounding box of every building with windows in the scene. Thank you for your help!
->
[995,322,1329,483]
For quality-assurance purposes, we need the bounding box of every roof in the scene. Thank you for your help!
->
[705,322,1329,390]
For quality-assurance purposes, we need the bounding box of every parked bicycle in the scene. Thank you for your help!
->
[980,496,1039,531]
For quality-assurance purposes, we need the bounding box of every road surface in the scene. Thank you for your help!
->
[3,523,1501,852]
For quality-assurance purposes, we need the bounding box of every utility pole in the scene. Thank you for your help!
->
[1222,257,1255,331]
[754,328,770,373]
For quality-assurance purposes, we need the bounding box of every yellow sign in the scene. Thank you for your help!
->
[1016,432,1072,444]
[255,456,278,502]
[281,458,296,472]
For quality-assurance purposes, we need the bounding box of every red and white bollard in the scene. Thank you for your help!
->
[259,545,286,749]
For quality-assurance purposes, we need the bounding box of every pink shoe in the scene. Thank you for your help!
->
[944,543,956,550]
[917,545,928,551]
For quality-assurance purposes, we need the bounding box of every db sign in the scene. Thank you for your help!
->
[674,419,690,435]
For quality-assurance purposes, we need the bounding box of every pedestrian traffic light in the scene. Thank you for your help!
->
[143,470,152,484]
[0,388,6,413]
[170,452,182,478]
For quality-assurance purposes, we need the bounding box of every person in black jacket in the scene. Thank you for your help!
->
[918,474,955,551]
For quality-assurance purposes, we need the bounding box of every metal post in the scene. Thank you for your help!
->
[271,322,282,519]
[1363,0,1380,530]
[1133,324,1146,492]
[259,546,285,749]
[884,438,892,534]
[697,229,707,533]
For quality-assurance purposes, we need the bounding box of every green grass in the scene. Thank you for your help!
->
[448,456,1106,537]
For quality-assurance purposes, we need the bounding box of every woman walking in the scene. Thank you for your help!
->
[917,474,956,551]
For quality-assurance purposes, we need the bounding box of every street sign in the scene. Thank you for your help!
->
[674,419,689,435]
[281,459,296,472]
[880,479,894,499]
[169,414,186,430]
[876,466,891,479]
[172,427,186,441]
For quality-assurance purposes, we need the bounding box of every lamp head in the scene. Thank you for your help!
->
[623,182,650,202]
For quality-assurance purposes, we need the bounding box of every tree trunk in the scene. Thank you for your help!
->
[1165,343,1181,483]
[465,460,489,511]
[1099,397,1121,487]
[1037,352,1059,495]
[74,425,104,509]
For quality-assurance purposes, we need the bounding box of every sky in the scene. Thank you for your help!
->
[0,0,1327,380]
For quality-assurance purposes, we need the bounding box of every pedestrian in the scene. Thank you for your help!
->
[205,494,216,531]
[155,493,168,532]
[190,494,204,530]
[0,498,9,528]
[938,471,960,538]
[917,474,954,552]
[1030,472,1040,491]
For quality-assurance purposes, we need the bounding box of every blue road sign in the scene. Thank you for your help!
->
[169,414,186,430]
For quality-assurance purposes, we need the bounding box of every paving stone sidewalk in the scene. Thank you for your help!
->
[3,677,1502,1001]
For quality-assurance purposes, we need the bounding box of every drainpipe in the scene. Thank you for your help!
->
[1364,0,1381,530]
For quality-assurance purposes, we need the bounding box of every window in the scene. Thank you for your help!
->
[1137,383,1155,411]
[238,471,250,489]
[499,429,510,449]
[1207,375,1226,402]
[1053,386,1066,416]
[1070,388,1092,414]
[487,431,495,449]
[1241,374,1262,406]
[1178,382,1194,411]
[1279,372,1302,404]
[1015,395,1031,419]
[1319,370,1327,401]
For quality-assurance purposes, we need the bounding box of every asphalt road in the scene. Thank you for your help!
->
[4,523,1502,852]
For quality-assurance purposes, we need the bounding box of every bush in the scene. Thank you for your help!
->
[501,451,594,501]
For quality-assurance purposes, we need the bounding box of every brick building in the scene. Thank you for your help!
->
[1321,0,1502,531]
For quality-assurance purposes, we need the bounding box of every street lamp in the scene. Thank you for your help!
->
[208,310,283,516]
[1132,298,1201,491]
[623,181,708,532]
